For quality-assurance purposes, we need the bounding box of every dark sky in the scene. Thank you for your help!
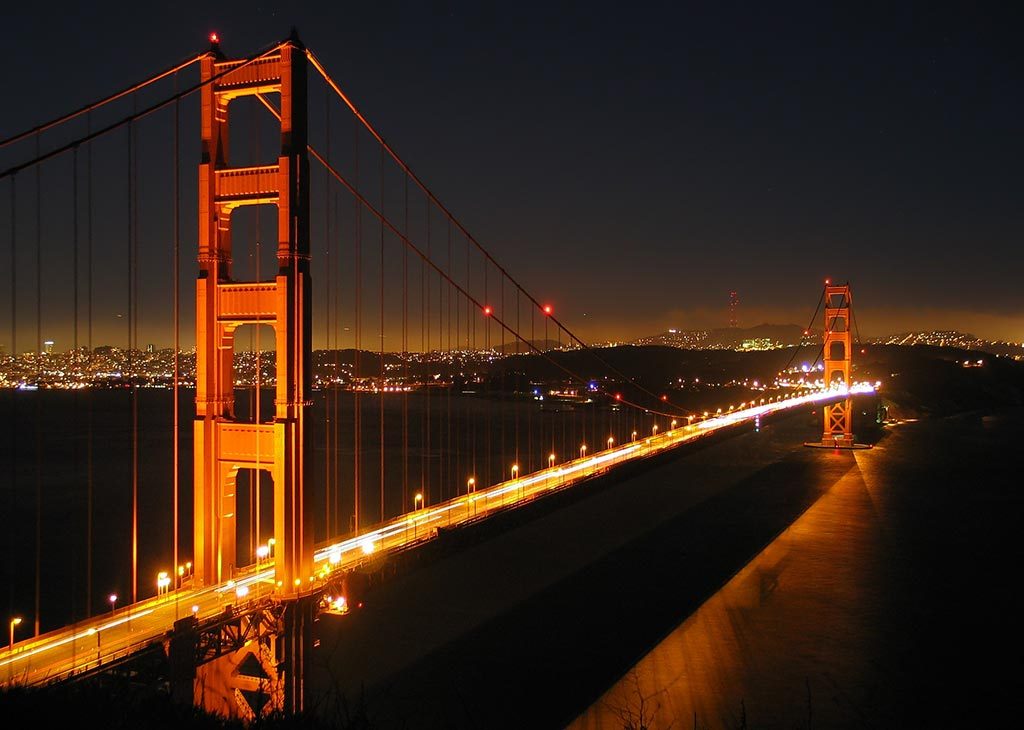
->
[2,1,1022,347]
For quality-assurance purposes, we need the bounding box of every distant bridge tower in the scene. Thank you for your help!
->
[193,34,314,598]
[820,282,854,447]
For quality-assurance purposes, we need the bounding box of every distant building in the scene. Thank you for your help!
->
[43,340,54,355]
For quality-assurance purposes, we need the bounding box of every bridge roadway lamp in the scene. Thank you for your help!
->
[109,594,117,616]
[8,617,22,682]
[413,493,424,539]
[580,444,587,459]
[549,453,556,468]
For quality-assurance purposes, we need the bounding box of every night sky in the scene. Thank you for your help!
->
[2,1,1021,348]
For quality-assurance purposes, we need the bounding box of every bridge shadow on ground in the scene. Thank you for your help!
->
[310,414,869,729]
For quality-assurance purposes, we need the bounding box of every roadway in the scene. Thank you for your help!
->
[0,384,873,687]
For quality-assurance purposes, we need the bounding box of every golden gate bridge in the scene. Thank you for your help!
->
[0,31,869,717]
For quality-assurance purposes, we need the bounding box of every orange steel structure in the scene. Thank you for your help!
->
[821,283,854,446]
[193,36,314,598]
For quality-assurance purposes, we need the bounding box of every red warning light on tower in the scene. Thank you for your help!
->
[209,32,220,44]
[542,304,553,316]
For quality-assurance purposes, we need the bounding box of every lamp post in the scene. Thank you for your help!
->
[511,464,520,501]
[89,626,99,666]
[579,444,587,459]
[652,424,658,437]
[631,430,637,442]
[8,617,21,683]
[109,594,117,617]
[607,436,614,450]
[413,492,423,539]
[671,419,677,430]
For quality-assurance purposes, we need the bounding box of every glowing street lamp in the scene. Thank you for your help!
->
[7,616,21,682]
[108,594,118,616]
[631,430,637,442]
[548,453,556,468]
[467,477,476,494]
[256,544,270,566]
[671,419,677,430]
[8,617,21,655]
[157,571,171,597]
[652,424,658,437]
[413,492,424,539]
[511,464,519,480]
[607,436,614,449]
[579,444,587,459]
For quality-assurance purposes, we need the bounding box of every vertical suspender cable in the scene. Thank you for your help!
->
[425,204,431,505]
[484,265,490,486]
[72,146,79,622]
[324,99,332,538]
[34,132,42,636]
[7,176,16,624]
[530,304,535,469]
[446,218,453,506]
[379,145,385,522]
[402,173,409,512]
[86,114,94,616]
[129,115,138,605]
[353,119,361,533]
[332,189,339,534]
[172,89,180,614]
[515,287,521,470]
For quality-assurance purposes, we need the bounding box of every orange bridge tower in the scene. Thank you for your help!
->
[820,282,854,447]
[193,34,314,598]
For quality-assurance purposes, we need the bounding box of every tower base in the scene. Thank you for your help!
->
[804,434,872,450]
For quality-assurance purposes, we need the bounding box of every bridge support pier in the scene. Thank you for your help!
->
[280,596,315,715]
[165,597,316,720]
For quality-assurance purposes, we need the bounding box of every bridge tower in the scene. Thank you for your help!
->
[193,34,314,600]
[820,282,854,447]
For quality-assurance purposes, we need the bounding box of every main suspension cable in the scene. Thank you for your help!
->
[306,49,692,416]
[0,52,204,149]
[1,40,287,181]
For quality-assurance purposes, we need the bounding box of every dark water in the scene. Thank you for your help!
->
[569,409,1024,729]
[0,387,648,633]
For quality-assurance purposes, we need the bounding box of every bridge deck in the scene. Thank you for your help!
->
[1,387,869,687]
